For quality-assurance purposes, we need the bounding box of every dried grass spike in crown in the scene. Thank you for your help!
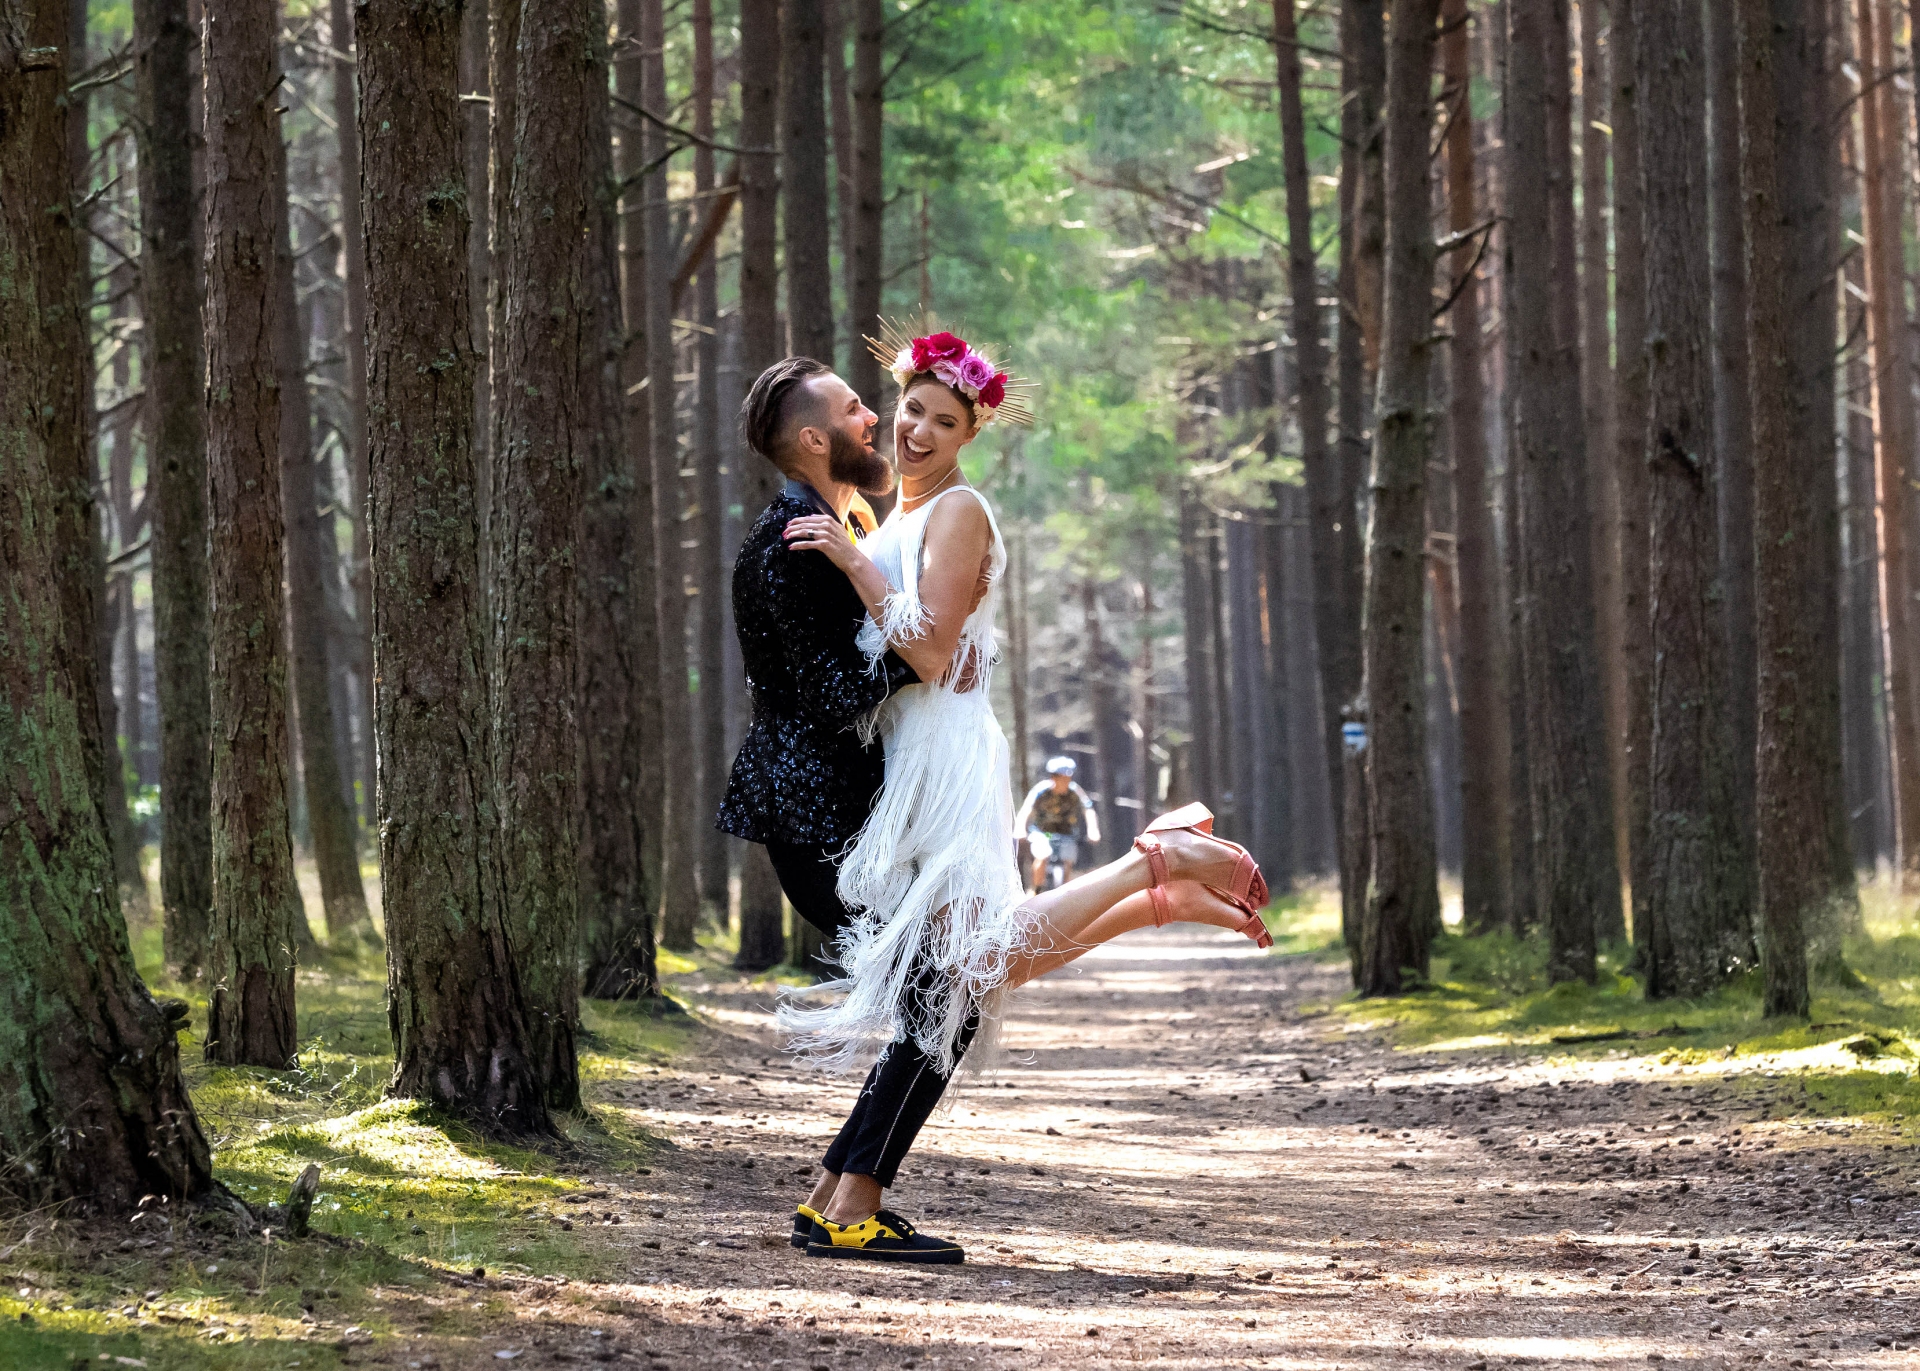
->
[864,317,1036,428]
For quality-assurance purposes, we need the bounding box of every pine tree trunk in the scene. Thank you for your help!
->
[273,106,369,951]
[783,0,834,362]
[359,0,552,1136]
[462,0,491,533]
[1,22,212,1211]
[1508,0,1615,982]
[848,0,885,401]
[1358,0,1442,996]
[1178,486,1221,805]
[491,0,592,1111]
[1348,0,1387,372]
[1705,0,1760,895]
[45,0,115,913]
[1610,0,1652,943]
[1854,0,1920,888]
[1787,0,1858,948]
[202,0,303,1068]
[136,0,215,978]
[579,3,658,1003]
[645,0,701,952]
[1739,0,1814,1019]
[824,0,853,366]
[693,0,731,916]
[1439,0,1510,933]
[1841,242,1888,872]
[0,19,214,1189]
[740,0,782,381]
[1578,0,1629,937]
[1636,0,1753,999]
[732,0,787,967]
[1273,0,1346,893]
[1225,522,1271,864]
[610,0,666,952]
[330,0,378,833]
[67,7,148,920]
[736,850,788,971]
[1330,0,1376,879]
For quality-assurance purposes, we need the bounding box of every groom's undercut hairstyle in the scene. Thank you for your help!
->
[743,356,834,474]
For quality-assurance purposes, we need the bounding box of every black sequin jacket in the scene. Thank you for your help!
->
[715,483,918,847]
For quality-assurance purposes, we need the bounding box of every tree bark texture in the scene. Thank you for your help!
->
[273,98,370,950]
[136,0,216,977]
[1578,0,1630,930]
[1609,0,1652,943]
[1781,0,1856,947]
[644,0,702,951]
[782,0,834,362]
[1856,0,1920,887]
[44,0,129,937]
[1704,0,1760,888]
[68,3,149,919]
[693,0,730,914]
[1636,0,1753,999]
[461,0,491,541]
[1508,0,1615,982]
[358,0,552,1137]
[579,3,658,1003]
[1440,0,1510,932]
[1547,0,1626,949]
[610,0,666,956]
[1841,249,1890,870]
[491,0,591,1110]
[1325,0,1375,912]
[1179,485,1222,807]
[847,0,885,401]
[201,0,305,1068]
[1737,0,1813,1018]
[1347,0,1387,372]
[329,0,378,834]
[1273,0,1351,898]
[740,0,783,382]
[0,3,216,1211]
[1358,0,1442,997]
[824,0,852,357]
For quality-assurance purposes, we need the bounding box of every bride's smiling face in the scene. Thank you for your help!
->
[894,378,977,485]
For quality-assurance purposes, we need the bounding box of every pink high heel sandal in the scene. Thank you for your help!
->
[1131,803,1273,948]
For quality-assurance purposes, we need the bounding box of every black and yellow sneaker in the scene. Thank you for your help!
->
[805,1209,964,1265]
[791,1203,823,1250]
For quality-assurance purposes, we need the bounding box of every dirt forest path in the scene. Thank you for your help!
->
[424,926,1918,1370]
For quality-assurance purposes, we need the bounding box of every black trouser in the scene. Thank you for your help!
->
[766,839,977,1188]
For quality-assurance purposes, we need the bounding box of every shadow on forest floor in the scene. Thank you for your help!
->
[1318,882,1920,1135]
[5,861,1919,1368]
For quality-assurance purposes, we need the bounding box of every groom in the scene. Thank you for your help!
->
[716,356,970,1265]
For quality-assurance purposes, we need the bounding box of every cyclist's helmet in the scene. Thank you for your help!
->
[1045,756,1077,777]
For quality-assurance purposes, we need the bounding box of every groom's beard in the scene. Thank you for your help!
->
[828,424,893,495]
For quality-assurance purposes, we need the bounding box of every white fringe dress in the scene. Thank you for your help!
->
[778,485,1039,1079]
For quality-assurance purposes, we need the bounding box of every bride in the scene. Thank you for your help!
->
[779,326,1273,1091]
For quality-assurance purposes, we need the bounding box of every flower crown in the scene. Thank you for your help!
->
[865,318,1035,427]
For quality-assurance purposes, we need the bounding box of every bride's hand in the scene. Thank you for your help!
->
[783,514,867,576]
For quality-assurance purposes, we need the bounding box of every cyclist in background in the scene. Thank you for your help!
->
[1013,756,1101,891]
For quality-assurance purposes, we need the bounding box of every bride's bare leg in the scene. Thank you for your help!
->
[1003,884,1258,989]
[999,826,1256,955]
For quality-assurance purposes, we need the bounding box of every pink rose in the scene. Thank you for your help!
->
[911,331,968,371]
[955,352,995,394]
[931,358,965,390]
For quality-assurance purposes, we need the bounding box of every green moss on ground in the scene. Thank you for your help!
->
[1271,882,1920,1136]
[3,863,707,1368]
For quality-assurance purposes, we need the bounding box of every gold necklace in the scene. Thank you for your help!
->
[900,465,961,509]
